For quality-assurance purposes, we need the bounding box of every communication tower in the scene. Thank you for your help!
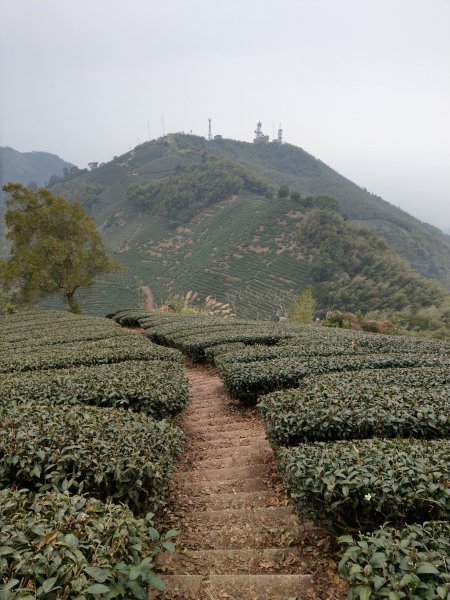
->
[253,121,269,144]
[208,118,212,141]
[277,124,283,144]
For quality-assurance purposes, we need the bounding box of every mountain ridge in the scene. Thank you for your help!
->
[3,134,450,335]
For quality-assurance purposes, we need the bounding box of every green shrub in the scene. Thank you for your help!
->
[0,325,127,350]
[259,375,450,445]
[0,489,177,599]
[278,439,450,531]
[216,353,449,402]
[0,403,183,513]
[338,521,450,599]
[204,342,247,363]
[0,334,181,374]
[0,360,189,419]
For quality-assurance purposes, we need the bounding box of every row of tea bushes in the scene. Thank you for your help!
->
[0,333,181,373]
[0,360,188,419]
[0,310,188,598]
[210,336,449,364]
[110,310,450,598]
[0,489,175,599]
[215,352,449,402]
[109,310,300,361]
[0,401,183,514]
[278,438,450,531]
[259,367,450,444]
[1,324,127,349]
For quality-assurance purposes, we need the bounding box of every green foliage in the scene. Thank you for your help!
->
[0,402,183,513]
[338,521,450,600]
[204,342,247,363]
[288,286,316,324]
[0,360,188,419]
[0,330,181,374]
[277,184,290,198]
[1,184,121,312]
[297,207,449,320]
[0,489,176,599]
[278,439,450,532]
[127,156,273,223]
[215,352,449,402]
[258,369,450,445]
[42,133,450,319]
[322,311,350,328]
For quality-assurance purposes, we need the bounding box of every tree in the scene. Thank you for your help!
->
[277,184,290,199]
[0,183,122,312]
[289,286,316,324]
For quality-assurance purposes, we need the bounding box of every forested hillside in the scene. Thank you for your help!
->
[7,134,450,333]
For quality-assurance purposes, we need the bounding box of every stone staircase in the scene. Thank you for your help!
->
[150,364,345,600]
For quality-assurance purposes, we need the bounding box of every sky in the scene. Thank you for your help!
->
[1,0,449,230]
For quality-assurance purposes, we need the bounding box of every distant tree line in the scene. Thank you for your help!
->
[127,156,274,224]
[296,207,450,333]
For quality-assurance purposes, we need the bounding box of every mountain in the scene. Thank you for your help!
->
[11,133,447,334]
[0,146,76,257]
[0,146,75,188]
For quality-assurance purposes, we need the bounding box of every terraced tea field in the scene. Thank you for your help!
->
[0,310,187,599]
[2,308,449,599]
[111,310,450,599]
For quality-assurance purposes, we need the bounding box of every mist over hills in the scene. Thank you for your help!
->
[0,146,74,188]
[39,133,450,332]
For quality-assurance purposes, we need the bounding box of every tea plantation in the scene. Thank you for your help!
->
[0,310,188,599]
[111,309,450,599]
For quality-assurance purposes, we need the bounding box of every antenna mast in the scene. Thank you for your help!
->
[253,121,269,144]
[161,114,165,137]
[277,124,283,144]
[208,118,212,141]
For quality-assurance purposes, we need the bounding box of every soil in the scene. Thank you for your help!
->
[149,361,348,600]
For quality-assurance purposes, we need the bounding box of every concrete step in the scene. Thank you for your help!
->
[187,506,295,529]
[177,519,306,550]
[178,453,272,472]
[177,476,269,495]
[157,546,309,575]
[190,430,268,443]
[148,573,313,599]
[175,490,284,511]
[191,441,271,461]
[175,463,269,482]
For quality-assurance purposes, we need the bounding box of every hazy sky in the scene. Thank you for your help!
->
[1,0,449,230]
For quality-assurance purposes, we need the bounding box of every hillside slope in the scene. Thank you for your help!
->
[0,146,74,188]
[39,136,450,331]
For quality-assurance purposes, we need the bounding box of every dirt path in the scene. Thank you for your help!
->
[140,285,155,310]
[151,363,347,600]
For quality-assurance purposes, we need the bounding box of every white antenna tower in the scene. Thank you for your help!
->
[147,120,151,140]
[208,118,212,141]
[277,123,283,144]
[161,114,165,137]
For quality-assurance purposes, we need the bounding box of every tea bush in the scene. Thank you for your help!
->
[259,374,450,445]
[0,334,181,373]
[216,353,449,401]
[0,402,183,513]
[338,521,450,600]
[0,360,188,419]
[0,325,127,350]
[0,489,177,599]
[278,439,450,531]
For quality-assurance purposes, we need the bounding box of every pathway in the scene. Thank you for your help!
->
[151,362,347,600]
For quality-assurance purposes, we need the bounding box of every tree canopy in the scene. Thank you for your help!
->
[0,183,121,312]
